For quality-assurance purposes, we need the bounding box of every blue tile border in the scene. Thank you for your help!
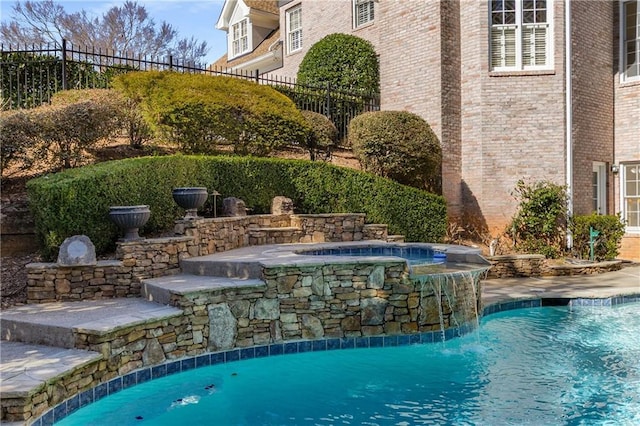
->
[37,294,640,425]
[482,294,640,317]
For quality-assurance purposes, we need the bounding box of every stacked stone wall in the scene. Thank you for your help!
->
[486,255,622,278]
[25,214,381,303]
[8,259,483,423]
[290,214,366,242]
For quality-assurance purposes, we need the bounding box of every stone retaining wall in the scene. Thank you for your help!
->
[486,255,547,278]
[486,255,623,278]
[25,214,387,303]
[11,259,482,424]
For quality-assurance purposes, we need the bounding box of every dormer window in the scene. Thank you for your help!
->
[232,19,249,57]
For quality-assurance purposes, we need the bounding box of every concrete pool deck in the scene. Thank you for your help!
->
[482,263,640,304]
[1,264,639,425]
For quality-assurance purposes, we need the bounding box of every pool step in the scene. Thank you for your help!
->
[0,298,182,349]
[142,274,266,305]
[0,341,102,399]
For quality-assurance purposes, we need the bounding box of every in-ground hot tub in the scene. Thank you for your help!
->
[295,244,448,265]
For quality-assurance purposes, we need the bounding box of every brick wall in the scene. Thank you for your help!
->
[612,1,640,256]
[460,0,567,235]
[270,0,640,259]
[571,0,615,215]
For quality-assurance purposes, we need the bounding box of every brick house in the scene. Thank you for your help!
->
[214,0,640,261]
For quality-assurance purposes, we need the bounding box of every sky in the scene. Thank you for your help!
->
[0,0,229,64]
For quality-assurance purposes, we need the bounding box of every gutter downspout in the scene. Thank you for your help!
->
[565,0,573,249]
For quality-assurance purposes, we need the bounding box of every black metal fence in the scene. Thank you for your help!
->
[0,40,379,140]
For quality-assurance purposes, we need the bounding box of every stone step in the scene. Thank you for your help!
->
[142,274,266,305]
[0,341,102,399]
[387,235,405,243]
[0,299,182,349]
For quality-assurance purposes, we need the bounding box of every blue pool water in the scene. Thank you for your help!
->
[57,303,640,425]
[298,246,447,265]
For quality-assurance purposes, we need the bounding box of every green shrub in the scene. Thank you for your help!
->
[34,100,121,169]
[27,155,447,258]
[297,33,379,94]
[112,71,309,156]
[300,110,338,160]
[52,88,152,149]
[349,111,442,192]
[0,110,39,177]
[569,213,625,261]
[509,180,568,258]
[1,97,122,171]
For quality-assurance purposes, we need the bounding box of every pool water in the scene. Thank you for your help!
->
[57,303,640,425]
[298,246,447,265]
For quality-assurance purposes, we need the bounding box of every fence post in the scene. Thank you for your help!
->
[169,55,173,71]
[255,69,260,83]
[325,81,332,118]
[61,39,68,90]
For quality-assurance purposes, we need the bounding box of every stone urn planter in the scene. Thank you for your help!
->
[108,205,151,241]
[172,187,208,219]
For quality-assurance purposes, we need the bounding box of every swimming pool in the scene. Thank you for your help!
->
[55,302,640,425]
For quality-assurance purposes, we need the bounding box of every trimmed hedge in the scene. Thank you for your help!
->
[300,110,338,160]
[349,111,442,192]
[111,71,309,156]
[27,155,447,258]
[297,33,379,94]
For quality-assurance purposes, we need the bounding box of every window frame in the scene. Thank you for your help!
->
[353,0,375,29]
[286,5,303,54]
[621,163,640,232]
[231,18,249,58]
[489,0,554,72]
[620,0,640,83]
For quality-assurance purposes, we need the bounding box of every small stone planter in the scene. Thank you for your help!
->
[172,187,208,219]
[109,205,151,241]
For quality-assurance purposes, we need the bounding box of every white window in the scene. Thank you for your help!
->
[622,163,640,231]
[490,0,552,71]
[232,19,249,57]
[287,6,302,53]
[354,0,375,28]
[622,1,640,82]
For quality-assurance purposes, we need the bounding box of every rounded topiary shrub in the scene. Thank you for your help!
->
[112,71,309,156]
[300,110,338,160]
[348,111,442,192]
[27,155,447,258]
[297,33,379,94]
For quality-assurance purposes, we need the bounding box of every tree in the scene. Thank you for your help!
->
[0,0,209,65]
[297,33,379,94]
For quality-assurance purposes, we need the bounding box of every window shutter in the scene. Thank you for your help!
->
[523,25,547,66]
[492,27,516,68]
[534,26,547,65]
